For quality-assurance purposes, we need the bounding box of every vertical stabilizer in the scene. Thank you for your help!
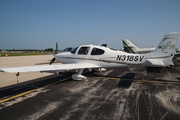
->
[147,32,180,66]
[150,33,180,56]
[122,39,138,53]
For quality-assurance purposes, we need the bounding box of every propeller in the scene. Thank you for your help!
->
[55,42,58,54]
[49,42,58,65]
[49,58,55,65]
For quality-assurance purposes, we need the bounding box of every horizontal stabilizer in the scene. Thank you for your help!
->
[146,59,165,66]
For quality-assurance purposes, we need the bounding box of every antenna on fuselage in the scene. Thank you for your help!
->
[98,39,105,46]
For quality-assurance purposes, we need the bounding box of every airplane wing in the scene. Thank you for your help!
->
[0,63,100,73]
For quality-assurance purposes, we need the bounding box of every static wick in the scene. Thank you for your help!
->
[16,72,20,85]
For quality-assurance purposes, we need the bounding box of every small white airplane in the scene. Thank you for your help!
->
[122,39,156,54]
[0,33,179,80]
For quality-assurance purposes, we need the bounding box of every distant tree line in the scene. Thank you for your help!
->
[6,48,54,52]
[44,48,54,52]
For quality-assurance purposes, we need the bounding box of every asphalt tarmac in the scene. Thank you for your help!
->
[0,55,180,120]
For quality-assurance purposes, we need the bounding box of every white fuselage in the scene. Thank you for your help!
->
[54,44,167,68]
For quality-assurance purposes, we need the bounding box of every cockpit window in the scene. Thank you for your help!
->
[78,47,90,55]
[64,47,73,51]
[67,48,73,51]
[91,48,105,55]
[71,47,78,54]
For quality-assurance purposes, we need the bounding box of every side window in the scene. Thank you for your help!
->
[91,48,105,55]
[78,47,90,55]
[71,47,79,54]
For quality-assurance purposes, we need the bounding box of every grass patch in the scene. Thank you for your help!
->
[0,52,54,57]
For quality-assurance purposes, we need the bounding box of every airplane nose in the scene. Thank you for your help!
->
[54,52,71,64]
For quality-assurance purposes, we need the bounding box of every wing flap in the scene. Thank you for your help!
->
[0,63,100,73]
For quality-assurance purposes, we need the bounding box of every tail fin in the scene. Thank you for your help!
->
[122,39,138,53]
[150,33,180,56]
[146,32,180,66]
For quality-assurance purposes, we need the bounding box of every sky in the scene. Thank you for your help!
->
[0,0,180,50]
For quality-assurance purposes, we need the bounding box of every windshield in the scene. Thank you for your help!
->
[67,47,73,51]
[71,47,79,54]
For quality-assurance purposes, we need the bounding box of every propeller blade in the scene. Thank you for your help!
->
[49,58,56,65]
[55,42,58,54]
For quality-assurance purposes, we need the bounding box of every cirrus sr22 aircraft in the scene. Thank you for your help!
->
[0,32,179,80]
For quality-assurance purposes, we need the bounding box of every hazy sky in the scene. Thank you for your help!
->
[0,0,180,50]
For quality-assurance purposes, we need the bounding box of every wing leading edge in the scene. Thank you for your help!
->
[0,63,100,73]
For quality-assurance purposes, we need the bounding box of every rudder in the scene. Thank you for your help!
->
[150,33,180,56]
[146,32,180,66]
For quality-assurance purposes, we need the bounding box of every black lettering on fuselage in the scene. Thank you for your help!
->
[134,56,139,61]
[116,55,144,62]
[139,56,144,62]
[122,55,126,61]
[116,55,121,61]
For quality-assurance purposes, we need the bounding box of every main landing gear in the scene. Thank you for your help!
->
[72,69,87,80]
[71,68,107,80]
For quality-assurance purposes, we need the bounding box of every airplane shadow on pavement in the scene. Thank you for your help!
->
[118,73,135,88]
[85,69,135,88]
[146,67,161,73]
